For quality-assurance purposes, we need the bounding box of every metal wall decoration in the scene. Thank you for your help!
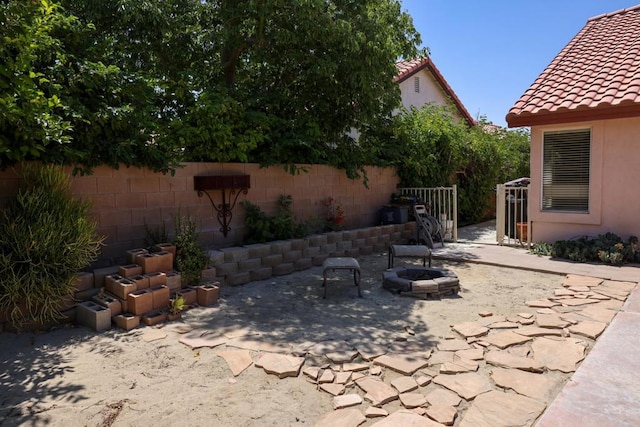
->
[194,175,250,238]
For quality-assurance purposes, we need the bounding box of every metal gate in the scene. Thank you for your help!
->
[496,182,530,247]
[399,186,457,242]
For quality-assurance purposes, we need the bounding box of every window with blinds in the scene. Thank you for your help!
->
[414,76,420,93]
[542,129,590,212]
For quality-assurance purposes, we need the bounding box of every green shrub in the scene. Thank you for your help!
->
[0,164,104,329]
[530,242,553,256]
[549,233,638,266]
[379,105,530,225]
[241,195,312,244]
[172,211,208,286]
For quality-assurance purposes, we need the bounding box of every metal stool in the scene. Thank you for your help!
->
[322,257,362,299]
[388,245,432,268]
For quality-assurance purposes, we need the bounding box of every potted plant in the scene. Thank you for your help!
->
[167,295,187,321]
[323,197,345,225]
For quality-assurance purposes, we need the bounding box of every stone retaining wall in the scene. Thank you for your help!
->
[0,222,415,332]
[208,223,416,286]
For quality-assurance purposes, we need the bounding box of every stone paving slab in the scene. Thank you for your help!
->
[431,242,640,426]
[373,352,429,375]
[531,337,586,373]
[459,390,546,427]
[314,408,365,427]
[254,353,304,378]
[536,310,640,427]
[490,367,559,400]
[217,349,253,376]
[432,372,493,400]
[371,409,442,426]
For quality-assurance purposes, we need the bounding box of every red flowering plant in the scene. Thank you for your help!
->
[322,197,345,222]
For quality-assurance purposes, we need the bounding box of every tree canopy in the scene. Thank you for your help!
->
[1,0,424,175]
[376,104,530,223]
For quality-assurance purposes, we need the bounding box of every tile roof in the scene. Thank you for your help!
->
[395,57,476,126]
[506,5,640,127]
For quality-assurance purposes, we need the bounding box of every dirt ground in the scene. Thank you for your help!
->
[0,252,568,426]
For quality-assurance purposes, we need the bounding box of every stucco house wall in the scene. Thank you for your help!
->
[529,116,640,243]
[397,68,452,110]
[507,6,640,244]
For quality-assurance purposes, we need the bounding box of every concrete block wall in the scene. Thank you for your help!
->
[0,162,400,266]
[208,223,416,286]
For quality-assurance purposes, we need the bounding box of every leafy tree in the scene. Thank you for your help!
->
[2,0,424,176]
[0,0,181,174]
[66,0,423,176]
[380,104,530,223]
[0,0,73,164]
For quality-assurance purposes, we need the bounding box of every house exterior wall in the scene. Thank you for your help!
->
[529,116,640,243]
[0,163,400,265]
[398,68,451,110]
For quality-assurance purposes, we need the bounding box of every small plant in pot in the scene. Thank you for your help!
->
[167,295,187,321]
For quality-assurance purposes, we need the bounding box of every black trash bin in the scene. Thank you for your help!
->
[379,205,408,225]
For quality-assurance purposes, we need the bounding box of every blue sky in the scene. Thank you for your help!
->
[400,0,640,127]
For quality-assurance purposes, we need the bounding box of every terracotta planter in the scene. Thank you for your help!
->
[178,288,197,306]
[127,289,153,315]
[126,248,148,264]
[113,313,140,331]
[130,274,150,290]
[145,272,167,288]
[165,271,182,292]
[196,282,220,307]
[155,251,174,272]
[516,222,528,241]
[136,253,161,274]
[150,285,171,310]
[142,310,167,326]
[152,243,177,262]
[166,312,182,322]
[118,264,143,278]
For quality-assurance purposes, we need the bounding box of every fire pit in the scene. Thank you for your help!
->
[382,267,460,298]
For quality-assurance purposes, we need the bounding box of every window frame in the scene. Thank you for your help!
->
[541,128,591,213]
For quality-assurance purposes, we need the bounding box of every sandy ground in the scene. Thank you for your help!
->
[0,252,568,426]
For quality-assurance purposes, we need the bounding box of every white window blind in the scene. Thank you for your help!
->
[542,129,590,212]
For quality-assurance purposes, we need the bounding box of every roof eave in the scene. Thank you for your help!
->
[506,104,640,128]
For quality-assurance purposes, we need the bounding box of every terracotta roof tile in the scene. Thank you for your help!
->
[507,5,640,126]
[395,57,475,126]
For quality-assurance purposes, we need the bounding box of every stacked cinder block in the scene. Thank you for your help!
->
[0,224,410,332]
[207,223,414,286]
[78,242,220,331]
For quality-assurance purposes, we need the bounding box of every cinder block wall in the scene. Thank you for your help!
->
[0,162,400,265]
[209,223,416,286]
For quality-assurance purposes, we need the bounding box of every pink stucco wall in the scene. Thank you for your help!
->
[0,163,400,264]
[529,116,640,243]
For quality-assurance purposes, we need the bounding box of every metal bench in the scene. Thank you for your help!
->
[388,245,432,269]
[322,257,362,299]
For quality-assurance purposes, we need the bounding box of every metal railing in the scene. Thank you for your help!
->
[399,186,457,242]
[496,183,530,247]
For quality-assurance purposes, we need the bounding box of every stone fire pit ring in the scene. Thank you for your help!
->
[382,266,460,298]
